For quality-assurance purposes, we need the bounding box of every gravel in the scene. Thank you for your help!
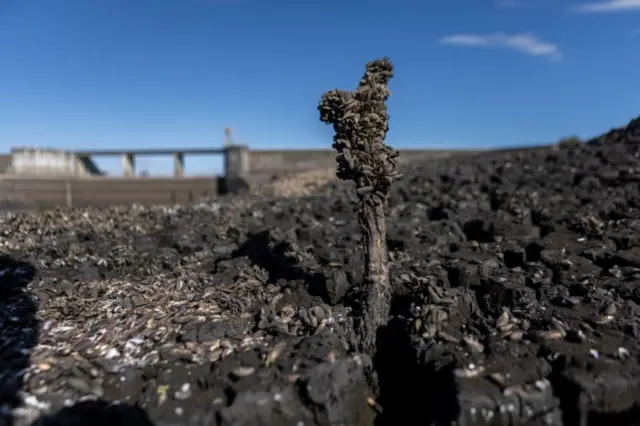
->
[1,116,640,426]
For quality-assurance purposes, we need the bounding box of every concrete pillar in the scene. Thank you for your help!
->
[224,145,249,179]
[222,145,250,195]
[173,152,184,177]
[122,153,135,177]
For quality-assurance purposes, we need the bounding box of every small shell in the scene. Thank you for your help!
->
[498,323,516,333]
[421,323,437,339]
[310,305,329,320]
[496,309,511,328]
[367,397,384,414]
[507,330,524,341]
[617,347,630,359]
[503,385,527,398]
[279,305,296,319]
[427,286,444,302]
[488,372,507,388]
[231,366,255,378]
[454,365,485,378]
[356,185,374,195]
[211,349,223,361]
[436,330,459,343]
[603,303,617,316]
[527,329,565,342]
[550,317,567,332]
[462,335,485,353]
[265,341,287,366]
[307,315,319,328]
[593,315,614,325]
[434,309,449,323]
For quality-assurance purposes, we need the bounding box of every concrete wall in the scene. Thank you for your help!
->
[247,149,480,179]
[0,155,11,174]
[5,147,482,180]
[0,176,219,209]
[9,147,91,176]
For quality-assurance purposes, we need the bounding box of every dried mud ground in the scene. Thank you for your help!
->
[2,118,640,426]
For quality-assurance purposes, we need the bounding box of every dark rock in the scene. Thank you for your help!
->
[5,115,640,426]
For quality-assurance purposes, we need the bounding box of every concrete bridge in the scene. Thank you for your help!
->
[73,147,229,177]
[8,146,248,178]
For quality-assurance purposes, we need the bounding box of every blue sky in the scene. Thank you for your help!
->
[1,0,639,175]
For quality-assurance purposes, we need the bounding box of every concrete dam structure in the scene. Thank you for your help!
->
[0,145,481,209]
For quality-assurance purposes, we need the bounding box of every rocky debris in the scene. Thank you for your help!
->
[0,116,639,425]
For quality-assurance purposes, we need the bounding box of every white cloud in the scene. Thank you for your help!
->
[438,33,562,61]
[574,0,640,12]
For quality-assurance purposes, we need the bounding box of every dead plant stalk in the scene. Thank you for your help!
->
[318,57,402,352]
